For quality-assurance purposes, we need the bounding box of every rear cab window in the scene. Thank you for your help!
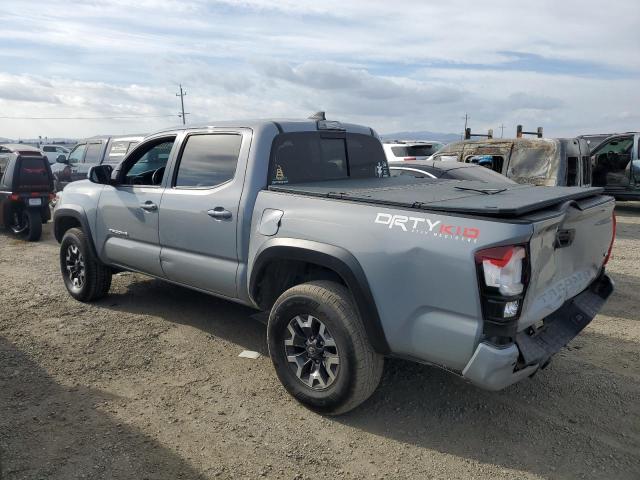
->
[269,132,388,185]
[17,156,51,190]
[391,144,440,157]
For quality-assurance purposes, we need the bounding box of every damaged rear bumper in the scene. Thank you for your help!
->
[462,273,614,391]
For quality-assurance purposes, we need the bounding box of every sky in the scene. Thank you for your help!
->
[0,0,638,139]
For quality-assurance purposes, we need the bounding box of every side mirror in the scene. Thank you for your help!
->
[56,155,68,164]
[88,164,113,185]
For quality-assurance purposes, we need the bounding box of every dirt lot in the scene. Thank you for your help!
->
[1,205,639,480]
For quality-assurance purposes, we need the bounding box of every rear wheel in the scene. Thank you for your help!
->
[25,209,42,241]
[8,208,42,241]
[60,227,112,302]
[267,280,384,415]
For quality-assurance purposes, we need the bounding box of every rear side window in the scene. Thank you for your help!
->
[566,157,579,186]
[465,154,504,173]
[18,157,50,189]
[43,146,55,152]
[175,134,242,188]
[269,132,388,185]
[84,143,102,164]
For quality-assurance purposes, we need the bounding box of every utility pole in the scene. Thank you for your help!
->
[461,113,469,140]
[499,123,505,138]
[176,84,189,125]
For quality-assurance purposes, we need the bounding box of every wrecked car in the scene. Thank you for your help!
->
[433,137,592,187]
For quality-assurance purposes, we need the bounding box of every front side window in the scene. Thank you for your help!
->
[269,132,388,185]
[175,134,242,188]
[84,143,102,164]
[67,144,86,164]
[122,139,175,186]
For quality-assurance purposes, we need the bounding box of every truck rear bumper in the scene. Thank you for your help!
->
[462,273,614,391]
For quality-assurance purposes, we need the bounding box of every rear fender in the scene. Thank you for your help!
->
[249,238,390,354]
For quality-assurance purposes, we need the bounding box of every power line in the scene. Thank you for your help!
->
[0,114,178,120]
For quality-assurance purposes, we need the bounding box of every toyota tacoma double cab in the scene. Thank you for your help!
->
[53,116,615,415]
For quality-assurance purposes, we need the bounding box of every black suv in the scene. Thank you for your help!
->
[0,145,54,241]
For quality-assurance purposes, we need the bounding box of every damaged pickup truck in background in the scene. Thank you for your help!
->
[432,127,592,187]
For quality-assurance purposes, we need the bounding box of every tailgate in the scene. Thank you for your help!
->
[519,195,615,329]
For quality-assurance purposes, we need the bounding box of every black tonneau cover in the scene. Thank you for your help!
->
[269,177,604,217]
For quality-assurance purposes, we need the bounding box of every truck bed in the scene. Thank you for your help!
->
[269,177,605,218]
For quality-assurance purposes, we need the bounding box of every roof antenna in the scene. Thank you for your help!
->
[308,111,326,121]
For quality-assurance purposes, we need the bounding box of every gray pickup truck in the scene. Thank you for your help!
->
[53,118,615,414]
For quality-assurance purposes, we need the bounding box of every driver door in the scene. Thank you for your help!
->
[95,135,177,276]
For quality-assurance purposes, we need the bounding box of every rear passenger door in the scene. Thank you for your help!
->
[158,130,248,298]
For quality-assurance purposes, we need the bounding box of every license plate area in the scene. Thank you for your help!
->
[516,274,613,366]
[28,198,42,206]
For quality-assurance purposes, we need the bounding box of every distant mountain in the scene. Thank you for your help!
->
[380,131,461,144]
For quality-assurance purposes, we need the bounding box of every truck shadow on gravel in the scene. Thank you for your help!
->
[96,276,639,480]
[0,337,206,480]
[338,356,639,479]
[100,274,268,355]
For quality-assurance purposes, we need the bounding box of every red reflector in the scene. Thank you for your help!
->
[474,245,515,267]
[604,212,616,265]
[9,194,20,201]
[404,157,416,161]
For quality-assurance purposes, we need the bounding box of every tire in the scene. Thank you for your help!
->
[25,209,42,242]
[60,227,112,302]
[267,280,384,415]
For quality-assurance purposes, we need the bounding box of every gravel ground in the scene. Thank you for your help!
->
[1,204,639,480]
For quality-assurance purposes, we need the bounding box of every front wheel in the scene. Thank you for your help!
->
[60,228,112,302]
[267,280,384,415]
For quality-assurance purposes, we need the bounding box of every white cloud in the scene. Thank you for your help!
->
[0,0,638,138]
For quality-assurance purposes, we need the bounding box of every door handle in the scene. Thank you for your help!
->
[207,207,232,220]
[140,201,158,212]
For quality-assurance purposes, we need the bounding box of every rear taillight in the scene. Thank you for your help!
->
[475,244,529,338]
[604,212,616,266]
[8,194,19,201]
[475,245,526,296]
